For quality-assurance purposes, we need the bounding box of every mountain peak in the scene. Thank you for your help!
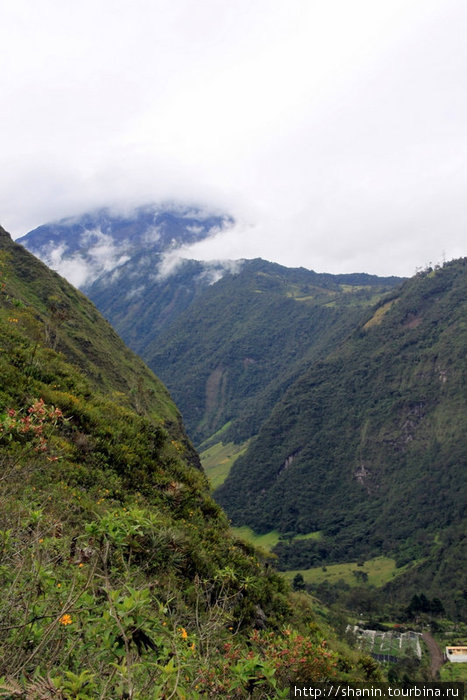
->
[18,203,233,288]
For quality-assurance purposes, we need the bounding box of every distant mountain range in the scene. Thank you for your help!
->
[18,203,232,289]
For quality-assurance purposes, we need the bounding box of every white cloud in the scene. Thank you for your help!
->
[30,227,134,287]
[142,227,162,245]
[0,0,466,276]
[48,251,93,289]
[155,250,189,281]
[125,285,146,300]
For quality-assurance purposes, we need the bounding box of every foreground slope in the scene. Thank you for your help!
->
[2,225,195,459]
[216,260,467,616]
[0,227,379,696]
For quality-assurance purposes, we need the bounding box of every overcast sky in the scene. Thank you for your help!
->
[1,0,466,276]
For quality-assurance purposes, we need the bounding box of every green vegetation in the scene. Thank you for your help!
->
[200,439,250,490]
[293,532,323,543]
[283,557,404,588]
[0,227,382,696]
[231,527,282,553]
[216,260,467,619]
[440,663,467,682]
[147,262,401,446]
[88,257,401,447]
[231,527,323,555]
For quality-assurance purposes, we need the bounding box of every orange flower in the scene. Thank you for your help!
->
[180,627,188,639]
[59,614,72,626]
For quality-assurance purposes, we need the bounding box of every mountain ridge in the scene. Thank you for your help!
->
[215,258,467,616]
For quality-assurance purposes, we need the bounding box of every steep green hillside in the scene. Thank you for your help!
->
[143,259,402,445]
[216,260,467,617]
[0,227,380,696]
[3,227,190,441]
[88,255,222,356]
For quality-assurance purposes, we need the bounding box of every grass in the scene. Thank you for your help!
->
[293,531,322,542]
[200,439,250,490]
[197,421,233,452]
[231,526,282,553]
[282,556,407,588]
[363,299,397,329]
[230,527,323,553]
[440,663,467,682]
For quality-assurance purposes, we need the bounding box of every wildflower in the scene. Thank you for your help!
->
[59,614,72,626]
[190,642,195,652]
[38,538,44,543]
[57,583,61,588]
[180,627,188,639]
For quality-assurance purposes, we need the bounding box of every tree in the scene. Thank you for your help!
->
[292,573,306,591]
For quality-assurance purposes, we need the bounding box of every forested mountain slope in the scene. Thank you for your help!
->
[138,259,402,445]
[87,254,237,357]
[0,226,380,695]
[216,260,467,615]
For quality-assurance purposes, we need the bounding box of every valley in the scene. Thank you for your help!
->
[18,210,466,621]
[11,208,467,687]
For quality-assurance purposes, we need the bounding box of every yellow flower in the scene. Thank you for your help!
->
[180,627,188,639]
[59,614,72,626]
[190,642,195,652]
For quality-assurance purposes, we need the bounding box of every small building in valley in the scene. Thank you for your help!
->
[445,646,467,662]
